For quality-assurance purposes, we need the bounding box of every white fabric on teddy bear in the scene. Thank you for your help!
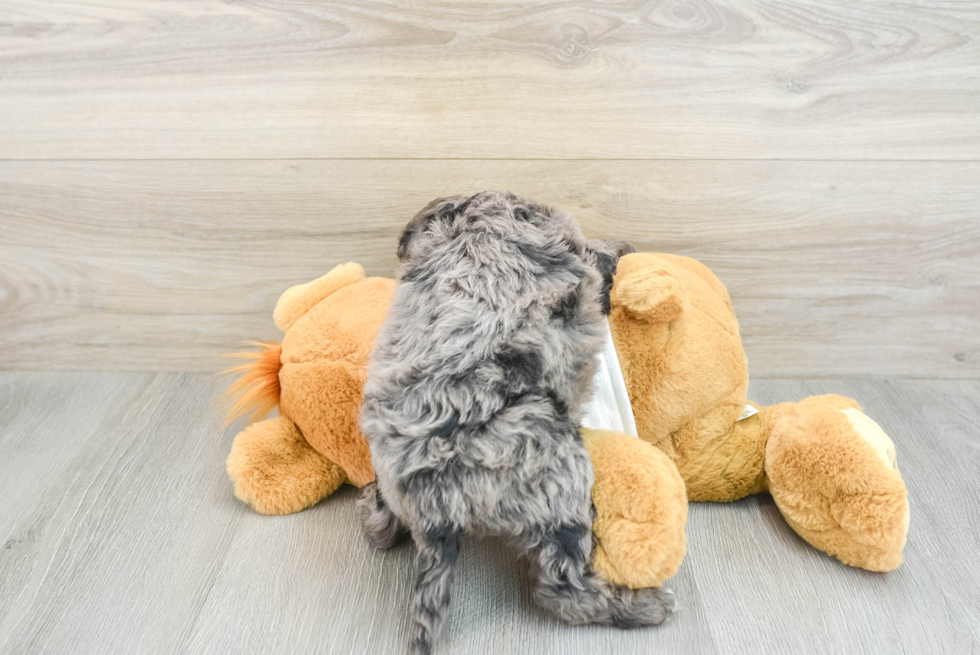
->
[581,319,639,438]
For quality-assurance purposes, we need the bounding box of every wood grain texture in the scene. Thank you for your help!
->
[0,374,977,653]
[1,0,979,159]
[1,160,977,376]
[0,373,244,654]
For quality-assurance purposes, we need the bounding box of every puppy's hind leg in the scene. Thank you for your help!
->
[357,482,407,550]
[409,526,463,655]
[527,521,675,628]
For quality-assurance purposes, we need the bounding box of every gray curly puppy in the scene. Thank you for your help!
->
[359,191,674,655]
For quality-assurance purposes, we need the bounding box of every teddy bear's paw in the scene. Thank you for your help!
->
[766,399,909,572]
[227,416,347,515]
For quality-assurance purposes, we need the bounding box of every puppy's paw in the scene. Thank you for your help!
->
[356,482,406,550]
[610,586,676,628]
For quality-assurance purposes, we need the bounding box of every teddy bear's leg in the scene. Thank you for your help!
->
[581,428,688,589]
[226,415,347,515]
[765,395,910,572]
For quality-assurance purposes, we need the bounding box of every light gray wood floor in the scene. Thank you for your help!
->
[0,374,977,654]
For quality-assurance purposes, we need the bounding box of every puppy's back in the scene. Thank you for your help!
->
[359,193,672,655]
[363,191,607,448]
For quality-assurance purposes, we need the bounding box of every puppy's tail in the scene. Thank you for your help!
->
[409,527,463,655]
[220,340,283,427]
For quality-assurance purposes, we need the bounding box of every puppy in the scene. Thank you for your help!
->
[359,191,673,655]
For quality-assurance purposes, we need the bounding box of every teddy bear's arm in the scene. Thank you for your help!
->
[583,428,688,589]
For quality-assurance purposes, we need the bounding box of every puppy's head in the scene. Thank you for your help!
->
[397,195,465,264]
[398,191,569,265]
[397,193,634,312]
[586,239,636,314]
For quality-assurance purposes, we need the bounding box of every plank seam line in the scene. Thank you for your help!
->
[1,158,979,164]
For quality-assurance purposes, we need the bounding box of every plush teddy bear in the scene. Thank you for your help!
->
[223,262,688,589]
[607,253,910,571]
[224,251,909,582]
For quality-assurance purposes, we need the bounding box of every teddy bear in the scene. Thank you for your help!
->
[224,251,910,580]
[607,252,910,571]
[223,262,688,589]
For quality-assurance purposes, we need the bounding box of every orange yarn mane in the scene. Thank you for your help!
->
[220,340,283,427]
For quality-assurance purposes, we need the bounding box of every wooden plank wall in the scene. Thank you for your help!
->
[0,0,978,376]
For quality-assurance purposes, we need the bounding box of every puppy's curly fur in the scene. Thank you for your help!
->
[359,191,673,655]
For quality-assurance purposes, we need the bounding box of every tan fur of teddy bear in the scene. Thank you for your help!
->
[225,253,909,579]
[608,253,909,571]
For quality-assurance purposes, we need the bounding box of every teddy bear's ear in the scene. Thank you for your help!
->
[611,268,687,323]
[273,262,365,332]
